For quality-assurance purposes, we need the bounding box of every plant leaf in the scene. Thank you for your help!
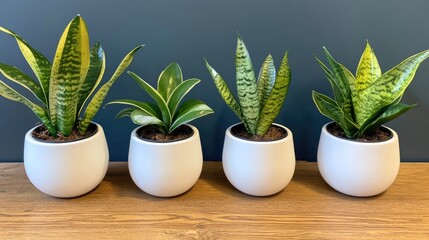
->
[0,79,56,135]
[106,99,161,119]
[355,42,382,94]
[157,62,182,101]
[127,70,171,128]
[168,78,200,117]
[205,59,242,120]
[78,45,143,134]
[316,57,347,106]
[77,42,105,116]
[236,35,259,134]
[322,47,355,121]
[130,109,167,133]
[114,107,135,119]
[0,63,45,104]
[323,47,355,97]
[49,15,90,136]
[354,49,429,125]
[257,54,275,109]
[256,52,290,135]
[169,99,214,133]
[354,103,416,138]
[312,91,358,138]
[0,26,51,102]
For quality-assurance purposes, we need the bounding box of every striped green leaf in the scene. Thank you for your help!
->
[322,47,355,121]
[205,59,242,120]
[50,15,90,136]
[168,78,200,117]
[169,99,214,133]
[0,26,51,102]
[257,54,276,109]
[157,62,182,101]
[131,109,167,133]
[355,42,381,94]
[236,36,259,134]
[316,57,348,107]
[354,49,429,125]
[256,52,291,135]
[77,42,105,116]
[128,71,171,128]
[106,99,161,119]
[354,103,416,139]
[0,79,56,135]
[78,45,143,134]
[312,91,358,138]
[0,63,45,104]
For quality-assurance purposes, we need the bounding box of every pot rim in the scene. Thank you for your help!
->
[321,122,398,145]
[26,122,102,146]
[225,122,291,144]
[131,124,198,145]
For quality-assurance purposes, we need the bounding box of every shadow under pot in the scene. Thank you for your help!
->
[24,122,109,198]
[128,124,203,197]
[222,123,296,196]
[317,122,400,197]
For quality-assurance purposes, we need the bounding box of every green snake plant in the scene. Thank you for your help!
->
[107,62,214,134]
[205,35,291,136]
[0,15,142,137]
[313,42,429,139]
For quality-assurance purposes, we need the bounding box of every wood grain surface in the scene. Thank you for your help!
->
[0,161,428,240]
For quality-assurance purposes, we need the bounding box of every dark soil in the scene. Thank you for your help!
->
[32,123,98,143]
[327,122,393,142]
[137,125,194,142]
[231,123,287,141]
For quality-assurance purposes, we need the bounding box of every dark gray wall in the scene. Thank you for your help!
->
[0,0,428,162]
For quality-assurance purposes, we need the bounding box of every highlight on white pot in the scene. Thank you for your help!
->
[317,122,400,197]
[222,123,296,196]
[24,123,109,198]
[128,124,203,197]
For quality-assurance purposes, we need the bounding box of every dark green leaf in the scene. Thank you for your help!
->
[168,78,200,117]
[169,99,214,133]
[312,91,358,138]
[355,103,416,138]
[77,42,105,116]
[106,99,161,119]
[128,71,171,127]
[157,62,182,101]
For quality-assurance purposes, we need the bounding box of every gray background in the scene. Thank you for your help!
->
[0,0,428,162]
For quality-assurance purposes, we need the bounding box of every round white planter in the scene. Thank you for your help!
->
[222,123,296,196]
[24,123,109,198]
[128,124,203,197]
[317,123,400,197]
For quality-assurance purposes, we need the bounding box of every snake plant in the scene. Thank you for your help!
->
[205,35,291,136]
[313,42,429,139]
[107,62,214,134]
[0,15,142,137]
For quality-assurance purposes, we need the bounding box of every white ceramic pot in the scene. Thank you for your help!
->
[128,124,203,197]
[24,123,109,198]
[317,122,400,197]
[222,123,296,196]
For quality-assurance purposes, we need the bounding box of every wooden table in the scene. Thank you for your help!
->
[0,161,428,239]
